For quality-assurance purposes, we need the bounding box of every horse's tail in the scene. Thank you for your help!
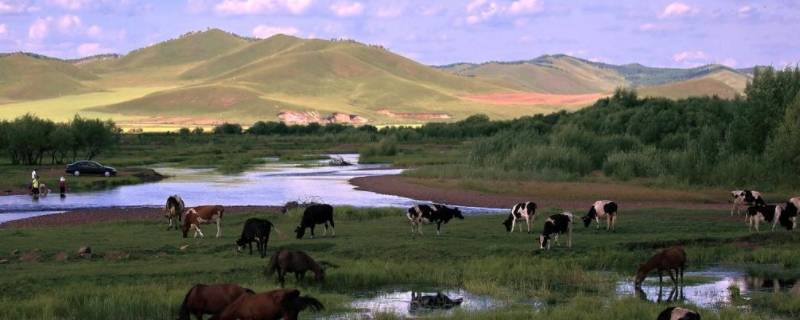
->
[177,285,200,320]
[284,291,325,313]
[264,251,279,277]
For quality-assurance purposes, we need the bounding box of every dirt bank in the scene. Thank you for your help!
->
[0,205,284,229]
[351,175,732,211]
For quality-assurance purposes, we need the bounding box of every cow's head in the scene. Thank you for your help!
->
[634,264,648,287]
[294,226,305,239]
[235,238,247,252]
[453,207,464,219]
[582,207,596,228]
[502,217,513,232]
[538,234,549,249]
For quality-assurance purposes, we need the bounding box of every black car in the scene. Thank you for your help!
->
[65,161,117,177]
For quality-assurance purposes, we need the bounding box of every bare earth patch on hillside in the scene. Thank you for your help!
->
[377,109,451,120]
[461,92,605,105]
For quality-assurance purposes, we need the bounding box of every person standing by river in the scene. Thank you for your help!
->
[31,168,38,180]
[59,176,67,197]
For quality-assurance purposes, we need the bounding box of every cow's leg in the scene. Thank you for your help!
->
[658,271,663,287]
[193,224,205,238]
[595,217,600,230]
[567,224,573,248]
[436,222,441,236]
[249,242,253,255]
[322,223,328,236]
[167,217,173,230]
[510,218,516,233]
[310,225,316,238]
[215,218,221,238]
[278,270,286,287]
[668,269,677,287]
[772,211,781,231]
[330,219,335,236]
[526,217,531,234]
[731,202,736,216]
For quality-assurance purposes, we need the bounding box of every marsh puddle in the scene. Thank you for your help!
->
[333,289,500,319]
[616,267,798,309]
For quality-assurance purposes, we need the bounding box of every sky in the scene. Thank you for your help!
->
[0,0,798,68]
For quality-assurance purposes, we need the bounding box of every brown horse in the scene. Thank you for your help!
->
[210,289,323,320]
[178,283,254,320]
[265,249,326,287]
[634,246,686,288]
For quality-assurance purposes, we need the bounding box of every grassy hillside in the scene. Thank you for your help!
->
[0,54,98,100]
[439,55,751,98]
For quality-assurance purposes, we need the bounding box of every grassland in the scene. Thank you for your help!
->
[0,207,797,319]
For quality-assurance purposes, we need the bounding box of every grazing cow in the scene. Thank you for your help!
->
[211,289,323,320]
[178,283,254,320]
[294,204,335,239]
[182,205,224,239]
[635,246,686,288]
[502,201,537,233]
[731,190,766,216]
[236,218,274,258]
[791,197,800,211]
[582,200,618,231]
[164,195,185,231]
[407,204,465,236]
[265,250,325,287]
[657,307,701,320]
[747,204,796,232]
[538,212,574,250]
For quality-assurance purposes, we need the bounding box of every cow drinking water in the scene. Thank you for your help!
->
[502,201,537,233]
[182,205,224,238]
[294,204,335,239]
[538,212,574,250]
[164,195,185,231]
[407,204,464,236]
[236,218,274,258]
[582,200,618,231]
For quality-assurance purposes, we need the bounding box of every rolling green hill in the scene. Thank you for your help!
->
[439,54,751,97]
[0,28,756,129]
[0,53,98,101]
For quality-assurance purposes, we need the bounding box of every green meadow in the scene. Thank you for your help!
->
[0,207,797,319]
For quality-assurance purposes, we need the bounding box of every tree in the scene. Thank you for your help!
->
[213,122,242,134]
[765,93,800,177]
[71,115,120,160]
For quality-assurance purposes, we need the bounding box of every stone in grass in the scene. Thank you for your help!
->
[77,246,92,259]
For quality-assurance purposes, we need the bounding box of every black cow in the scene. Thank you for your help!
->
[539,212,574,250]
[236,218,274,258]
[294,204,335,239]
[657,307,701,320]
[407,204,464,236]
[502,201,537,233]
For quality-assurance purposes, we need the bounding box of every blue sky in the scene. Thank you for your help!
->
[0,0,798,67]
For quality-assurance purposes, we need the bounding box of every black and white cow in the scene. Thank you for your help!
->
[538,212,574,250]
[295,204,335,239]
[731,190,766,216]
[746,203,796,232]
[582,200,618,231]
[236,218,274,258]
[502,201,537,233]
[657,307,701,320]
[407,204,464,236]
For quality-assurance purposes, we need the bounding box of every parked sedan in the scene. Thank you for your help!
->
[65,161,117,177]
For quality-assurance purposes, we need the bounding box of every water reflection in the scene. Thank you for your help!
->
[347,289,498,318]
[618,268,797,309]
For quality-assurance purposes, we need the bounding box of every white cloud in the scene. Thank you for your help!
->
[738,5,754,18]
[0,24,6,37]
[659,2,697,18]
[466,0,541,24]
[28,17,50,40]
[329,1,363,17]
[638,23,669,32]
[672,50,708,63]
[57,14,81,31]
[0,0,33,14]
[508,0,541,15]
[86,24,102,37]
[214,0,312,15]
[375,4,403,18]
[77,42,110,56]
[187,0,211,13]
[252,24,298,38]
[50,0,92,11]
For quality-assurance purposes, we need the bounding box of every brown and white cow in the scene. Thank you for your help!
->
[582,200,618,231]
[502,201,537,233]
[182,205,224,238]
[164,195,185,231]
[731,190,765,216]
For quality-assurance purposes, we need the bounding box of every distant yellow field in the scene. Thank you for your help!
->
[0,86,174,123]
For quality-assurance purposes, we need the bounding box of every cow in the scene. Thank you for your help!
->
[582,200,618,231]
[538,212,574,250]
[790,197,800,213]
[657,307,701,320]
[294,204,335,239]
[731,190,765,216]
[407,204,464,236]
[182,205,224,238]
[746,204,796,232]
[502,201,537,233]
[164,195,185,231]
[236,218,274,258]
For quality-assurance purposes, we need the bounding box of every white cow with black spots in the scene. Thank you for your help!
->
[502,201,537,233]
[582,200,618,231]
[731,190,765,216]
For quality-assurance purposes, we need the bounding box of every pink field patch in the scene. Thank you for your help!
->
[461,92,605,106]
